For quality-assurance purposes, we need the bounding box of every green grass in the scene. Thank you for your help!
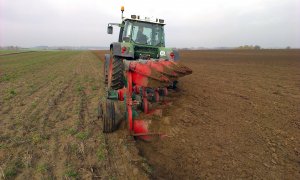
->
[9,89,16,95]
[68,143,79,154]
[36,163,49,173]
[64,166,79,178]
[0,73,12,81]
[28,84,38,95]
[96,135,106,161]
[31,101,37,108]
[3,89,17,100]
[91,85,98,91]
[0,51,81,83]
[32,134,43,144]
[96,145,105,161]
[0,144,8,149]
[75,131,89,140]
[76,85,85,92]
[0,51,104,178]
[3,159,24,178]
[63,127,78,136]
[0,50,22,55]
[4,167,18,178]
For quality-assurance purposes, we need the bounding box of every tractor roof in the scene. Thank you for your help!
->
[123,15,166,25]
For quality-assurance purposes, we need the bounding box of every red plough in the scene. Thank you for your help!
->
[99,58,192,141]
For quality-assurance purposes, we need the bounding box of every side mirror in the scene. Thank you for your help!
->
[107,25,113,34]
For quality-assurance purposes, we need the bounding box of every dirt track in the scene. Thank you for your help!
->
[0,50,299,179]
[137,50,300,179]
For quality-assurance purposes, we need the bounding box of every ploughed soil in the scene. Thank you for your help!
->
[136,50,300,179]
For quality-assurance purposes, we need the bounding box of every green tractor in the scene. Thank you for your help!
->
[100,7,191,139]
[107,7,179,60]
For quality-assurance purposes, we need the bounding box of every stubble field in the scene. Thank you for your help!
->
[0,50,299,179]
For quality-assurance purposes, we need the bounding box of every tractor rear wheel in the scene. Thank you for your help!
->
[104,54,124,90]
[109,56,124,90]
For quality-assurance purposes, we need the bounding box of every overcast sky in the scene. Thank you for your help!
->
[1,0,299,48]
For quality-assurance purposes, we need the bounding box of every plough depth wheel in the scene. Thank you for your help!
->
[102,99,118,133]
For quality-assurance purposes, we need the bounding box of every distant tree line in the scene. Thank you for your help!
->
[237,45,261,50]
[237,45,293,50]
[0,46,20,50]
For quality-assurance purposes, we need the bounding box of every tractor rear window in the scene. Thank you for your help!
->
[131,21,164,46]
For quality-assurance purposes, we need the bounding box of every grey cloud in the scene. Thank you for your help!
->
[1,0,299,48]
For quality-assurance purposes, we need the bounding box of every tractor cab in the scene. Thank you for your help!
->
[120,17,165,47]
[107,9,170,60]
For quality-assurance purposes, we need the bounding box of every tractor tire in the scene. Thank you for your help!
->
[103,99,118,133]
[110,56,124,90]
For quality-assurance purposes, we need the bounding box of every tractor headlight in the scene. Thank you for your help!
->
[160,51,166,56]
